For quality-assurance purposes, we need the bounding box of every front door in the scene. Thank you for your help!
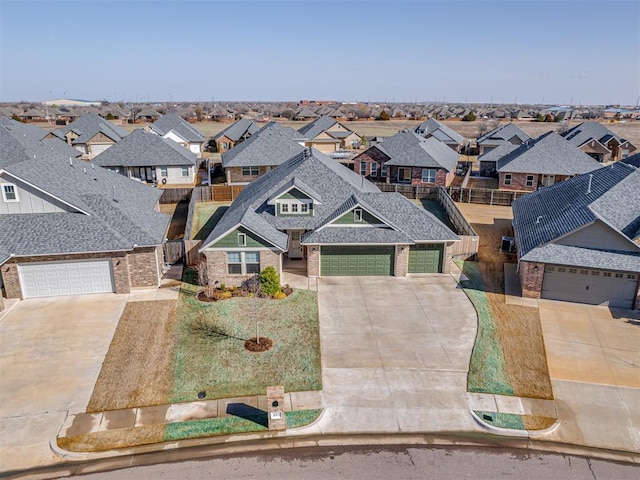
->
[288,231,303,259]
[541,174,555,187]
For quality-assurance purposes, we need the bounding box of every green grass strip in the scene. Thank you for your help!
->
[474,411,524,430]
[163,409,322,441]
[455,260,514,396]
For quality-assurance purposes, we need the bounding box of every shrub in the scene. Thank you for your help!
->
[220,291,232,299]
[259,266,281,297]
[378,110,390,121]
[220,283,226,291]
[274,291,287,300]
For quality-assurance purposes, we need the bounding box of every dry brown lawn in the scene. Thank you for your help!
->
[86,300,177,412]
[457,203,553,399]
[159,202,188,240]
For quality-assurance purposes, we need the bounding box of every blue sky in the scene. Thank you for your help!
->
[1,0,638,105]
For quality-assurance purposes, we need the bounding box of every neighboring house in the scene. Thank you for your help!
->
[414,118,464,152]
[212,118,261,153]
[476,123,530,154]
[45,113,129,159]
[0,126,170,308]
[293,108,319,121]
[497,132,601,191]
[135,108,162,122]
[297,115,362,153]
[353,130,459,186]
[92,129,197,185]
[18,109,47,122]
[199,148,459,286]
[147,114,205,156]
[561,122,637,162]
[221,122,306,185]
[0,117,82,160]
[476,123,531,172]
[512,162,640,310]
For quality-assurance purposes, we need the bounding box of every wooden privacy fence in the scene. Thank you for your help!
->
[447,187,528,206]
[162,240,185,265]
[437,187,479,260]
[159,187,193,204]
[184,191,198,240]
[374,183,439,200]
[184,240,202,266]
[191,185,245,202]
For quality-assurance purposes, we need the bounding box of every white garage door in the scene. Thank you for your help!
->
[19,260,114,298]
[542,265,638,309]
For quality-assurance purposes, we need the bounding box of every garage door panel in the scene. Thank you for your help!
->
[19,260,115,298]
[321,246,394,276]
[542,265,637,309]
[408,244,443,273]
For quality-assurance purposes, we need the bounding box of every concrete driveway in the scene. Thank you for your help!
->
[537,299,640,452]
[315,274,481,434]
[0,294,127,472]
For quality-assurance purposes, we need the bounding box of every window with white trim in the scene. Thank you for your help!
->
[381,164,387,178]
[281,203,289,213]
[360,161,367,176]
[291,203,298,213]
[398,167,412,183]
[160,166,168,177]
[242,166,259,176]
[1,183,18,202]
[300,203,308,213]
[237,233,246,246]
[181,166,189,177]
[526,175,534,187]
[278,199,311,215]
[504,174,512,186]
[371,162,378,176]
[421,168,436,183]
[354,209,363,222]
[227,251,260,275]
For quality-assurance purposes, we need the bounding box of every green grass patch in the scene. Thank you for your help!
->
[474,411,524,430]
[163,409,322,441]
[192,202,229,240]
[456,260,514,396]
[171,273,322,403]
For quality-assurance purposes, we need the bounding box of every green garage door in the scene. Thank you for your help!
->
[408,244,443,273]
[321,246,394,276]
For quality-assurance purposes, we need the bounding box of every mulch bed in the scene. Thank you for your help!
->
[244,337,273,352]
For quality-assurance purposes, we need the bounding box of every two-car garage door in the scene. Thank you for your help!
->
[542,265,638,309]
[19,260,115,298]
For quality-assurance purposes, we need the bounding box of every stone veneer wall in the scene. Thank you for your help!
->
[394,245,409,277]
[519,260,544,298]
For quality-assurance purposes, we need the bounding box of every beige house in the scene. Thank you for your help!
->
[298,115,362,153]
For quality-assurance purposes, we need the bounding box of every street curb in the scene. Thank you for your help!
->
[469,410,561,438]
[3,430,638,479]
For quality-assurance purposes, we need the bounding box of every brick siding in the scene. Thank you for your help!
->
[519,261,544,298]
[202,249,282,287]
[387,165,449,187]
[394,245,409,277]
[353,148,389,182]
[227,166,272,184]
[127,247,160,288]
[0,292,4,311]
[306,246,320,277]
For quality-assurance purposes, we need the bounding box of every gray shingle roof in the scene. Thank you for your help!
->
[50,113,128,144]
[149,114,204,142]
[477,123,531,145]
[622,152,640,169]
[477,142,519,163]
[202,149,458,252]
[92,129,197,167]
[0,135,169,262]
[213,118,261,142]
[562,122,630,148]
[0,116,47,141]
[373,130,459,172]
[221,122,306,168]
[414,118,464,145]
[297,115,337,139]
[512,162,640,270]
[497,131,602,175]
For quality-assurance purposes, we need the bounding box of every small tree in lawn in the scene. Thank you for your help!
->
[259,266,281,297]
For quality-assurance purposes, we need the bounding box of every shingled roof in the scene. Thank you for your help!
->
[149,114,204,142]
[202,149,458,252]
[213,118,261,142]
[512,162,640,271]
[50,113,128,144]
[92,129,197,167]
[414,118,464,145]
[0,127,169,265]
[221,122,306,168]
[372,130,459,172]
[562,121,631,147]
[476,123,531,145]
[297,115,338,139]
[497,131,601,175]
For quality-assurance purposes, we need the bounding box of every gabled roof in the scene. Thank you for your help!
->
[50,113,128,144]
[92,129,197,167]
[201,149,458,252]
[477,142,519,163]
[0,117,82,161]
[149,114,205,142]
[297,115,337,139]
[221,122,306,168]
[414,118,464,145]
[0,134,170,264]
[0,116,47,141]
[137,108,162,118]
[512,162,640,269]
[477,123,531,145]
[497,131,601,175]
[562,122,631,148]
[213,118,261,142]
[372,130,459,172]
